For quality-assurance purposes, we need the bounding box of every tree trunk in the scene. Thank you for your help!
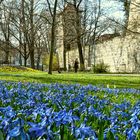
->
[75,7,85,71]
[88,45,91,67]
[48,0,58,74]
[5,40,10,64]
[19,43,22,66]
[29,0,35,69]
[24,57,27,67]
[122,0,131,36]
[19,26,22,66]
[77,36,85,71]
[4,51,9,64]
[30,49,35,68]
[37,55,41,70]
[23,43,27,67]
[20,0,26,66]
[63,41,67,71]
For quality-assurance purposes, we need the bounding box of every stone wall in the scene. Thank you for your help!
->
[62,34,140,73]
[95,35,140,72]
[57,0,140,73]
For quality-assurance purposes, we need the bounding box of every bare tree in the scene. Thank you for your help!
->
[0,0,50,69]
[46,0,58,74]
[5,0,31,67]
[121,0,131,36]
[73,0,85,71]
[0,2,12,64]
[29,0,35,68]
[90,0,101,72]
[20,0,29,66]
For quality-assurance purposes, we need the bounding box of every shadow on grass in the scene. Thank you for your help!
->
[26,75,140,89]
[0,73,139,89]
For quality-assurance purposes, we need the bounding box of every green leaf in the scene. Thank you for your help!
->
[98,122,104,140]
[136,130,140,140]
[107,131,115,140]
[36,114,41,123]
[0,130,4,140]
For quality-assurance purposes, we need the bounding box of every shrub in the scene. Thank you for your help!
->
[93,62,109,73]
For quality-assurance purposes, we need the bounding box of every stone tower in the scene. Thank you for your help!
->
[127,0,140,33]
[56,3,81,70]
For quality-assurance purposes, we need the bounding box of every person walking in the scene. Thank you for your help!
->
[74,58,79,73]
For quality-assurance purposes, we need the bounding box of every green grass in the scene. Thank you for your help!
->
[0,67,139,88]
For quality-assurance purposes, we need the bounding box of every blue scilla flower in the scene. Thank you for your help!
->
[54,109,79,126]
[29,121,58,139]
[0,116,2,121]
[88,105,105,120]
[130,115,138,124]
[77,103,87,114]
[0,106,16,118]
[29,126,46,138]
[28,121,47,138]
[6,126,21,139]
[126,128,136,140]
[1,118,10,132]
[75,124,97,139]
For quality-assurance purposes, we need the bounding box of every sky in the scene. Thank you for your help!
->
[101,0,124,20]
[38,0,124,19]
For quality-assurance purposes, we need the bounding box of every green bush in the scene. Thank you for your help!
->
[93,62,109,73]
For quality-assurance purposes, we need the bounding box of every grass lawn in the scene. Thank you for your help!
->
[0,66,139,89]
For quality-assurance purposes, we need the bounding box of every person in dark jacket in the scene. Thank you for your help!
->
[74,58,79,73]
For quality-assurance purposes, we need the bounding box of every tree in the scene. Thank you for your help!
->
[4,0,32,67]
[29,0,35,68]
[0,2,12,63]
[72,0,85,71]
[78,0,101,69]
[119,0,131,36]
[47,0,58,74]
[0,0,50,68]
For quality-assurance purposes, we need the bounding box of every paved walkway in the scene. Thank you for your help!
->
[94,74,140,76]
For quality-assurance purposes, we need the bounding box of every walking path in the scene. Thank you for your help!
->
[95,74,140,76]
